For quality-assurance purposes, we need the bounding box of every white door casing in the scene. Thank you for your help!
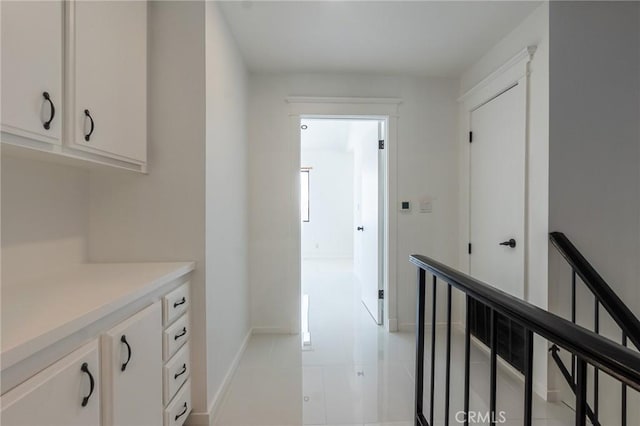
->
[459,47,535,302]
[287,97,401,332]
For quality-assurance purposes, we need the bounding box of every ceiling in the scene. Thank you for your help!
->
[218,1,541,76]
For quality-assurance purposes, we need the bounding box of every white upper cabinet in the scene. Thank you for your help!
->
[1,1,63,144]
[0,340,100,426]
[101,302,163,426]
[68,1,147,164]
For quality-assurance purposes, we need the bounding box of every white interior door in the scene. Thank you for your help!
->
[357,121,384,324]
[469,84,526,299]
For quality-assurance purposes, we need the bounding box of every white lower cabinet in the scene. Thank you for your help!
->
[102,302,163,426]
[0,340,100,426]
[1,282,191,426]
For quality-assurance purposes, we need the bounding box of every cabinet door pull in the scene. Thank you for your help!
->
[174,327,187,340]
[173,297,186,308]
[120,335,132,371]
[80,362,95,407]
[174,363,187,380]
[84,109,94,141]
[42,92,55,130]
[175,402,188,421]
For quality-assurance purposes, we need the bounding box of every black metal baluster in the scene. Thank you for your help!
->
[489,309,498,426]
[571,270,577,382]
[444,284,452,426]
[575,358,587,426]
[415,268,426,426]
[594,300,599,422]
[523,329,534,426]
[464,295,471,426]
[490,309,498,426]
[621,333,627,426]
[430,276,437,426]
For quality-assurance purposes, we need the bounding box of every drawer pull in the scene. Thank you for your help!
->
[80,363,95,407]
[174,327,187,340]
[120,335,132,372]
[84,109,95,141]
[174,363,187,380]
[42,92,55,130]
[173,297,186,308]
[175,402,188,421]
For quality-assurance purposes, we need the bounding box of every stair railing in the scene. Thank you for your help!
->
[549,231,640,425]
[410,254,640,426]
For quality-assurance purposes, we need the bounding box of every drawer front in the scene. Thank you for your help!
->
[163,345,190,405]
[163,314,189,361]
[163,283,189,326]
[164,379,191,426]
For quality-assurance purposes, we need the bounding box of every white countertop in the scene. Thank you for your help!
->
[1,262,195,370]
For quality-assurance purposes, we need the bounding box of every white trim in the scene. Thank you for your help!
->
[251,327,296,335]
[398,321,462,333]
[458,46,536,104]
[387,317,398,333]
[288,98,400,333]
[286,96,403,105]
[186,328,253,426]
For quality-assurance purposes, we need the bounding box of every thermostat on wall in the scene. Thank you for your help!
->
[400,201,411,212]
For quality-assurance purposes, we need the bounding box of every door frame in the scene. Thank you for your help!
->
[458,47,536,297]
[287,96,402,332]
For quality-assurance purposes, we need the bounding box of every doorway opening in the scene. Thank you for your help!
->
[299,116,387,347]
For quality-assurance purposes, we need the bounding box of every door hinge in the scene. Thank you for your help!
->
[379,140,385,149]
[469,131,473,143]
[378,289,384,299]
[468,243,472,254]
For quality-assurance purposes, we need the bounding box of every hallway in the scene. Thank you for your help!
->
[214,259,575,426]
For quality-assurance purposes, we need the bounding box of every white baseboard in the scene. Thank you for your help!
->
[185,328,253,426]
[251,326,295,334]
[398,321,460,332]
[387,317,398,332]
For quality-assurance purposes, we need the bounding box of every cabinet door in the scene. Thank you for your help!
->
[0,340,100,426]
[69,0,147,163]
[102,302,162,426]
[1,1,63,144]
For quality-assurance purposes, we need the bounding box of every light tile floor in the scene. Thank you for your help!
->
[214,259,576,426]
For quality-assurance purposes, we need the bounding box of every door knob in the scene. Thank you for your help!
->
[357,226,364,231]
[499,239,517,248]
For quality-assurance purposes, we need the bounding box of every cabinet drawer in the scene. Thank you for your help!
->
[163,314,189,361]
[163,283,189,326]
[164,379,191,426]
[164,345,190,405]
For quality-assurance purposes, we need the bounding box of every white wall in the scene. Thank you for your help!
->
[248,73,459,333]
[301,148,354,259]
[457,2,550,397]
[1,156,89,285]
[88,2,250,422]
[204,0,250,417]
[548,2,640,421]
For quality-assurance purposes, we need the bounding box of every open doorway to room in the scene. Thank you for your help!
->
[299,117,386,347]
